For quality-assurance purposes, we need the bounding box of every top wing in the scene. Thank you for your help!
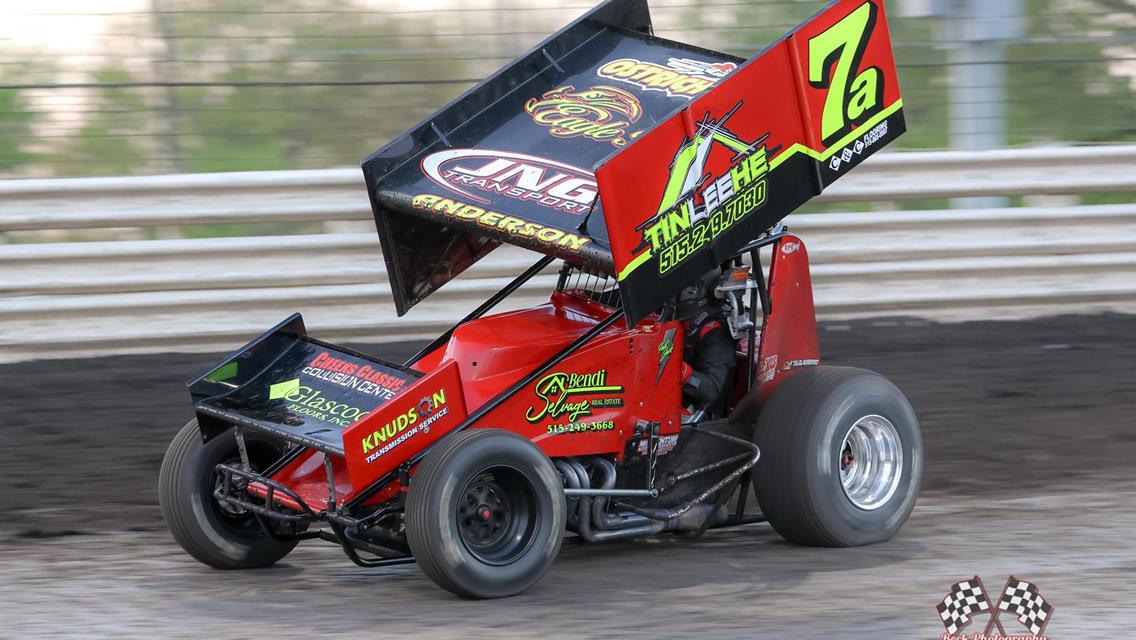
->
[362,0,904,322]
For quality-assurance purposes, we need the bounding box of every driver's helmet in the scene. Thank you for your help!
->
[675,267,722,320]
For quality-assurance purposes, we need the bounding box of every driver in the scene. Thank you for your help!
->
[676,268,736,415]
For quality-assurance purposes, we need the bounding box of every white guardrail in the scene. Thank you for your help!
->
[2,146,1136,363]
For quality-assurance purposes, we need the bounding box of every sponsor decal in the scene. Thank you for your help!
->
[758,355,779,383]
[781,358,820,371]
[361,388,450,464]
[269,378,374,428]
[637,433,679,456]
[524,84,644,147]
[597,57,736,99]
[303,351,407,401]
[633,101,774,276]
[655,327,677,384]
[936,576,1054,639]
[411,194,591,252]
[421,149,596,215]
[525,370,624,424]
[547,419,615,435]
[780,241,801,255]
[828,119,888,172]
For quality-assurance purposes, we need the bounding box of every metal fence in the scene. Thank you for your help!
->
[2,0,1136,177]
[3,146,1135,363]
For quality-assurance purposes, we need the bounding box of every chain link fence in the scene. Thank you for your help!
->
[1,0,1135,178]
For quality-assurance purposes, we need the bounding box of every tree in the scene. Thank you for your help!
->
[54,68,152,176]
[0,64,41,174]
[44,0,478,176]
[1004,0,1136,144]
[10,0,1136,177]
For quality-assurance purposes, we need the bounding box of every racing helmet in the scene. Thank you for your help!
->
[675,267,722,320]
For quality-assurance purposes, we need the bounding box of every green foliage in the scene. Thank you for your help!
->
[3,0,1136,179]
[1004,0,1136,144]
[0,88,35,172]
[0,62,42,172]
[141,0,474,174]
[55,68,150,176]
[3,0,474,177]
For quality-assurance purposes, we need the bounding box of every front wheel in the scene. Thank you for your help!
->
[405,429,566,599]
[158,420,298,569]
[753,366,922,547]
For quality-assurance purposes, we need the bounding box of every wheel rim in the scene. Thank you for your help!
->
[457,466,538,566]
[838,415,903,511]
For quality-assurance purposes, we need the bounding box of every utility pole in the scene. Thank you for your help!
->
[902,0,1024,208]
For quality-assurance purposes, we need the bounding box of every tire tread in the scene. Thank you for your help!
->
[405,428,565,598]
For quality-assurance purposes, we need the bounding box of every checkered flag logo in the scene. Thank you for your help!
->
[936,576,990,634]
[998,576,1054,636]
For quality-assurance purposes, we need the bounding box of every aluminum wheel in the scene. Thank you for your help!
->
[838,414,903,511]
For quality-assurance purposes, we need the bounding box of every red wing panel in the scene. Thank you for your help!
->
[595,0,905,323]
[341,360,467,491]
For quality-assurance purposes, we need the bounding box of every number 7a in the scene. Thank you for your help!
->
[808,2,884,146]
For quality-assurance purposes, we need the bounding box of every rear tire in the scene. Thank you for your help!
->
[752,366,922,547]
[406,429,565,599]
[159,419,298,569]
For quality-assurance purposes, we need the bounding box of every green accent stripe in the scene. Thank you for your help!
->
[617,249,654,281]
[205,361,239,383]
[769,98,904,170]
[616,99,903,282]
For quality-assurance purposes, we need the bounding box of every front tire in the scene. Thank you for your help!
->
[405,429,566,599]
[159,419,298,569]
[753,366,922,547]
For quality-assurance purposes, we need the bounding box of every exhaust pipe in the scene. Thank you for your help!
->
[554,459,581,531]
[589,457,651,531]
[562,456,719,542]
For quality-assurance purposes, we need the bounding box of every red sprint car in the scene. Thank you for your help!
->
[159,0,922,598]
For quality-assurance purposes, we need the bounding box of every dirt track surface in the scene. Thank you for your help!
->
[1,314,1135,637]
[1,485,1132,639]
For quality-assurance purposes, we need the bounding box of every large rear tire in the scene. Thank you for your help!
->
[406,429,565,599]
[753,366,922,547]
[159,419,298,569]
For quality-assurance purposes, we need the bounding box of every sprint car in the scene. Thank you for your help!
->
[159,0,922,599]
